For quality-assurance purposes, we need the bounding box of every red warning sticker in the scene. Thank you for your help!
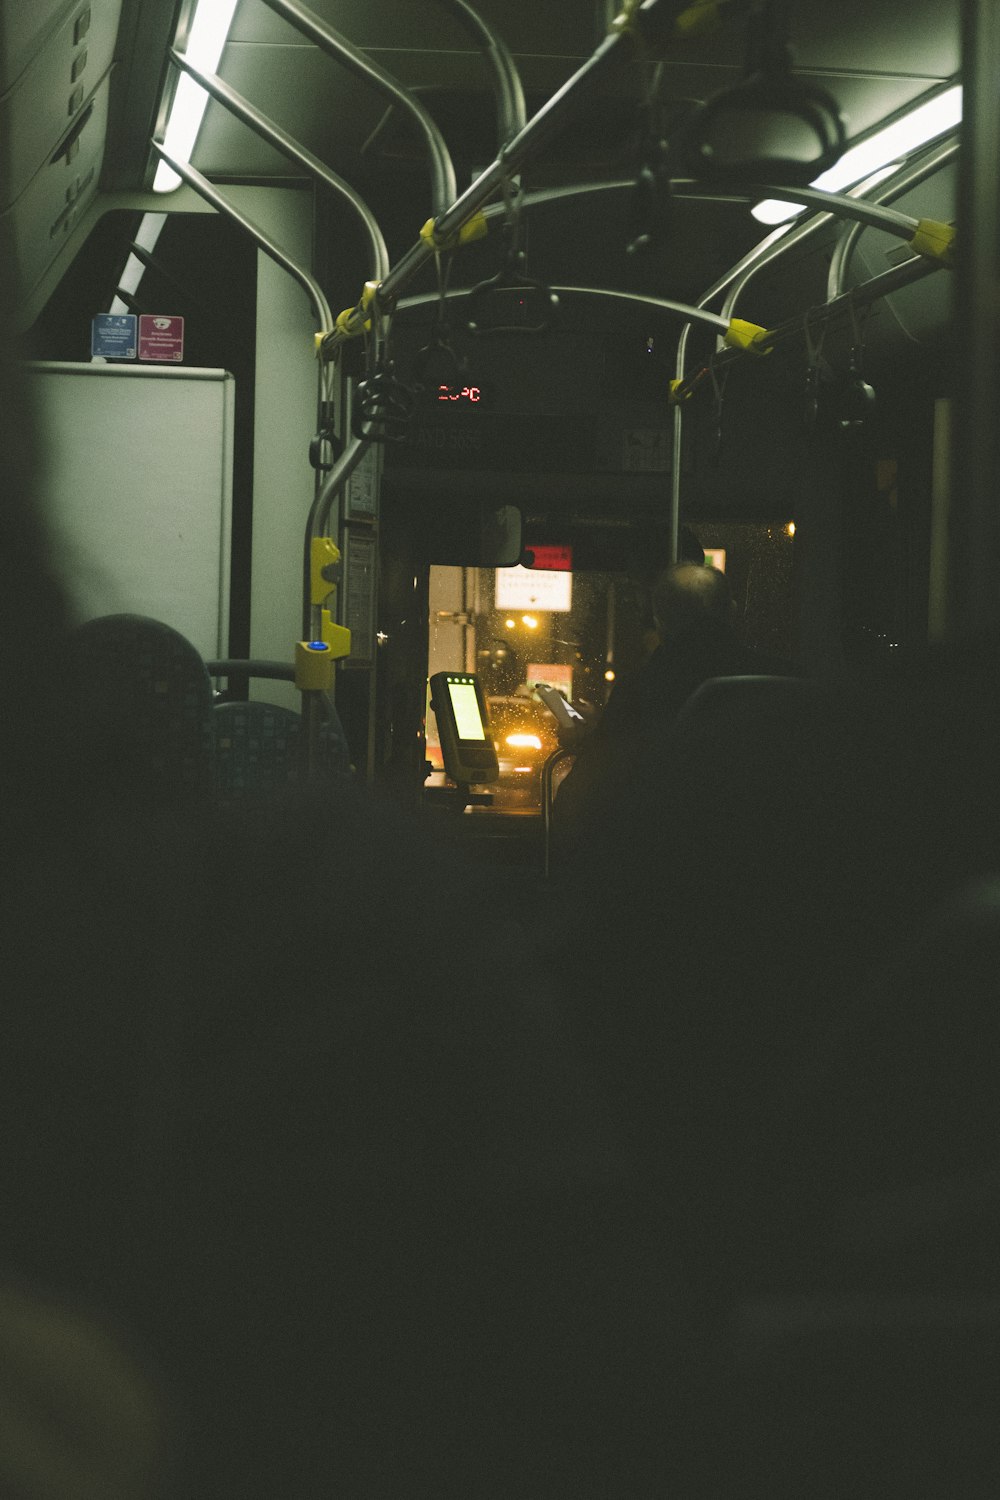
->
[139,315,184,362]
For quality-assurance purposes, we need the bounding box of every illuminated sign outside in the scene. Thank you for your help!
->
[525,544,572,571]
[527,663,573,696]
[495,565,573,612]
[704,548,727,571]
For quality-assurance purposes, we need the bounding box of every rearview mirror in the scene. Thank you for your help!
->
[421,500,522,567]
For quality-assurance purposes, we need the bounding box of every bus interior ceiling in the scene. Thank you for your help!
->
[4,0,970,846]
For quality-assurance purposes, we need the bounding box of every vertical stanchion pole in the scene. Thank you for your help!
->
[950,1,1000,640]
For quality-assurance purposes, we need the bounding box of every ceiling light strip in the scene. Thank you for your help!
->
[752,84,963,225]
[153,0,241,193]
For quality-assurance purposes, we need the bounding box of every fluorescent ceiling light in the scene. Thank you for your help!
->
[153,0,241,192]
[108,213,168,313]
[752,84,963,225]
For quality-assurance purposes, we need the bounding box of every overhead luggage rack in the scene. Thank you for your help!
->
[1,0,121,304]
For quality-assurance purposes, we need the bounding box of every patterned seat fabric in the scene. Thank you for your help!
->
[213,699,350,803]
[67,615,351,807]
[67,613,214,804]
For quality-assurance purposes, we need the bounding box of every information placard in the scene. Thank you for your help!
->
[139,315,184,362]
[341,529,376,666]
[346,443,380,518]
[495,564,572,612]
[91,314,137,360]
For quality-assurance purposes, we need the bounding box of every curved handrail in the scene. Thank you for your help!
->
[435,0,526,146]
[699,254,942,365]
[168,47,390,283]
[672,177,923,238]
[260,0,457,216]
[150,144,334,333]
[150,145,351,645]
[826,136,959,301]
[670,140,962,561]
[720,139,960,325]
[551,284,729,333]
[542,747,574,879]
[304,431,373,638]
[325,4,673,345]
[397,281,731,336]
[206,659,296,681]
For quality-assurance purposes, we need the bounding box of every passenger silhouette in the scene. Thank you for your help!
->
[8,212,1000,1496]
[0,229,687,1497]
[550,561,748,864]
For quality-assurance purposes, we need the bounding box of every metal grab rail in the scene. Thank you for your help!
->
[150,144,334,333]
[397,280,733,336]
[718,137,959,328]
[435,0,526,146]
[304,433,372,637]
[206,659,297,681]
[151,0,679,775]
[671,179,927,239]
[670,135,962,562]
[261,0,457,216]
[678,253,943,377]
[541,747,575,880]
[167,47,390,284]
[151,0,531,776]
[148,146,374,647]
[328,0,675,343]
[826,137,960,300]
[950,0,1000,640]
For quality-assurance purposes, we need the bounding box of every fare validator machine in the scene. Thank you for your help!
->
[428,672,498,806]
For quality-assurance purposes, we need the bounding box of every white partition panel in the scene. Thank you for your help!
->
[26,361,234,659]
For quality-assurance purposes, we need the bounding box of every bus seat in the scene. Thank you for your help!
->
[207,656,351,803]
[665,672,817,748]
[655,672,844,866]
[597,669,863,1166]
[66,613,214,805]
[212,698,349,803]
[633,671,835,880]
[213,700,300,803]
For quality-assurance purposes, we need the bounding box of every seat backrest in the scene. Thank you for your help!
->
[213,699,350,803]
[666,672,817,753]
[615,671,861,1138]
[656,671,845,863]
[67,613,214,804]
[213,700,301,803]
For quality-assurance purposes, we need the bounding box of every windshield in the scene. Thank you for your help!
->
[425,522,796,811]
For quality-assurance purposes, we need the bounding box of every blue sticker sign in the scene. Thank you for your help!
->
[91,313,137,360]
